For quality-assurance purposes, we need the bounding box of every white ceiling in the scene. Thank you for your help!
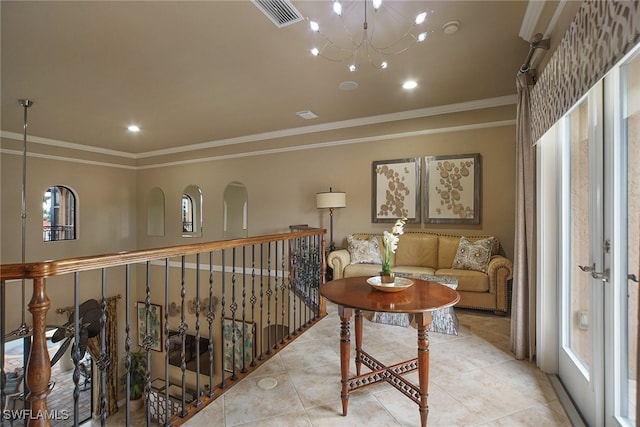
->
[0,1,580,156]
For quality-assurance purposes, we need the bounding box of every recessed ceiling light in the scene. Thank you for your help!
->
[403,80,418,90]
[127,125,140,133]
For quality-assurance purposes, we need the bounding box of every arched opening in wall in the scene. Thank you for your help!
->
[43,185,77,242]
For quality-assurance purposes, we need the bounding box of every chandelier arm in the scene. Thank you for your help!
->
[368,26,420,53]
[337,12,363,49]
[316,31,357,55]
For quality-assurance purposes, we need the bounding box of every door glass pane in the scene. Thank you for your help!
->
[625,54,640,424]
[568,100,591,371]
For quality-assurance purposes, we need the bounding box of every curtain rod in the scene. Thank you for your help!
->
[520,33,551,73]
[56,294,122,315]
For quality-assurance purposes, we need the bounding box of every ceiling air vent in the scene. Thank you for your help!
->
[252,0,303,28]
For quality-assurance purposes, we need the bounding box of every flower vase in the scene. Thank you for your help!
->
[379,272,395,284]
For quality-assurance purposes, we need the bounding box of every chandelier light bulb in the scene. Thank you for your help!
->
[415,12,427,25]
[372,0,382,10]
[349,64,357,72]
[310,20,320,32]
[311,48,320,56]
[417,32,427,42]
[381,61,388,69]
[333,1,342,16]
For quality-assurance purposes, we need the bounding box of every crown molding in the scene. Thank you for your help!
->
[1,95,516,166]
[138,95,517,159]
[139,119,516,170]
[0,131,136,159]
[519,0,545,41]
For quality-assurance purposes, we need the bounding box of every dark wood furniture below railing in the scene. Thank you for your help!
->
[320,276,460,427]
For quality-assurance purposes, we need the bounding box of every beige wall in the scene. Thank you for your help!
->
[137,108,516,259]
[0,103,516,332]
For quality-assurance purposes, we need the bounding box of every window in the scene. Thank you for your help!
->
[43,185,76,241]
[182,194,193,232]
[181,185,202,237]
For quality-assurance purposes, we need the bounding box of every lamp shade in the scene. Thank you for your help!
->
[316,191,346,209]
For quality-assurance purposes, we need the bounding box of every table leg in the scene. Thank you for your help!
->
[338,305,353,416]
[355,309,363,376]
[414,311,432,427]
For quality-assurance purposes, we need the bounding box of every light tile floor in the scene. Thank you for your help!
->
[92,302,572,426]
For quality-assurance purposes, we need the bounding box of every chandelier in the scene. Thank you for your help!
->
[308,0,428,72]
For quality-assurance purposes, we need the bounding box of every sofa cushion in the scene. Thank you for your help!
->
[452,237,495,273]
[437,235,462,269]
[395,233,438,268]
[347,235,382,265]
[436,268,489,292]
[344,263,383,278]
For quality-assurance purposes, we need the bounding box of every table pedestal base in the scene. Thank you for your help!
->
[339,307,432,427]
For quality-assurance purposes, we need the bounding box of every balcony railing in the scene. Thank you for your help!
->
[42,225,75,242]
[0,227,326,426]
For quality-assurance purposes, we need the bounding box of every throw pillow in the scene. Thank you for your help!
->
[347,235,382,265]
[452,237,494,273]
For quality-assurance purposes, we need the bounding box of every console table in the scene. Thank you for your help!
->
[320,276,460,427]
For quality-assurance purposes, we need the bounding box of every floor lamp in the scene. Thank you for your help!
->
[316,188,346,252]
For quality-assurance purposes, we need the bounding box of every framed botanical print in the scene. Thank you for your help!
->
[223,318,255,372]
[424,153,481,224]
[137,302,162,352]
[371,158,421,223]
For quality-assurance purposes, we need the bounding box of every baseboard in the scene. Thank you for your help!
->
[548,374,587,427]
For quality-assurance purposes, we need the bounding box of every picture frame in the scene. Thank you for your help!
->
[222,318,255,372]
[424,153,481,224]
[137,302,162,352]
[371,158,421,223]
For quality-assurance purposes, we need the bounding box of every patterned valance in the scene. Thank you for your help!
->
[530,1,640,142]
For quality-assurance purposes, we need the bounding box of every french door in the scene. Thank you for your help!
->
[556,48,640,426]
[558,80,605,427]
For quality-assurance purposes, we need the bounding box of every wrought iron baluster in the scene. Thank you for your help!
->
[241,246,248,372]
[194,253,202,407]
[99,268,108,426]
[179,255,187,417]
[207,251,215,397]
[220,250,227,388]
[230,248,238,379]
[250,245,257,367]
[163,257,171,426]
[124,264,132,426]
[144,261,152,426]
[290,236,297,338]
[72,272,81,425]
[266,242,273,354]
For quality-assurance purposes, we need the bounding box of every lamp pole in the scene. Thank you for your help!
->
[329,207,336,252]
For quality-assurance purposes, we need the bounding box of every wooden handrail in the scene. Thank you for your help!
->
[1,229,325,280]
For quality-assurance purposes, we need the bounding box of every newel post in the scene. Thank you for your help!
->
[27,276,52,427]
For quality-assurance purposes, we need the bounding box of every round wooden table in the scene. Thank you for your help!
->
[320,276,460,427]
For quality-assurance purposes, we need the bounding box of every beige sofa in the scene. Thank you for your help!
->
[327,232,513,315]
